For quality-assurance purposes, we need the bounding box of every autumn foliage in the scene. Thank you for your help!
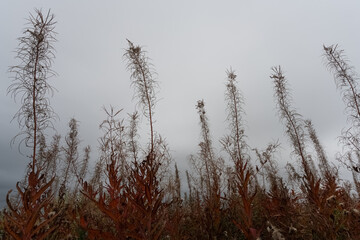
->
[1,9,360,240]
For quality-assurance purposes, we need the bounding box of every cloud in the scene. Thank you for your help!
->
[1,0,359,205]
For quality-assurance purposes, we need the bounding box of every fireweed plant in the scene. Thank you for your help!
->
[1,9,360,240]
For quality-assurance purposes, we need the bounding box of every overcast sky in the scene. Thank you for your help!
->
[1,0,360,207]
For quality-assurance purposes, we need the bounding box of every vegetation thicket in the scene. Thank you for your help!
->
[1,9,360,240]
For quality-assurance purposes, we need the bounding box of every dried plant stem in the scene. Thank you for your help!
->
[125,40,157,153]
[8,9,57,172]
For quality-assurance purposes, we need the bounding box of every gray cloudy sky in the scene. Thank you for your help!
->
[1,0,360,207]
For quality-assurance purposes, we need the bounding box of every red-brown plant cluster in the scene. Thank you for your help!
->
[1,9,360,240]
